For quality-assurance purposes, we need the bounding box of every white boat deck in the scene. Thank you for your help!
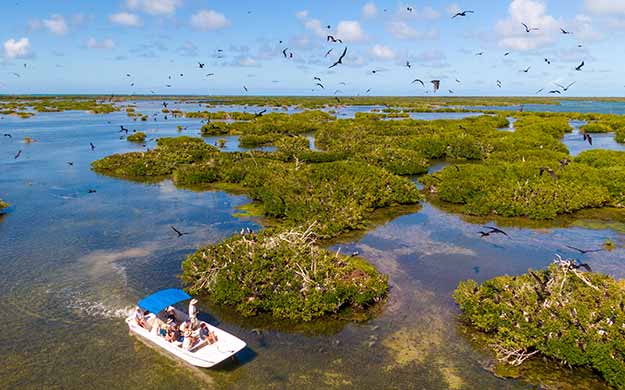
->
[126,307,246,368]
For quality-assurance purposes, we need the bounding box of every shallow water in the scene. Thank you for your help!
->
[469,100,625,115]
[1,101,624,389]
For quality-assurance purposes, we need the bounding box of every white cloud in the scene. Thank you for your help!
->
[446,3,461,16]
[109,12,142,27]
[363,2,378,18]
[3,37,32,59]
[495,0,559,51]
[584,0,625,15]
[43,14,68,35]
[398,5,440,20]
[126,0,181,16]
[238,56,258,67]
[296,10,309,20]
[370,44,396,60]
[86,37,115,49]
[336,20,366,42]
[570,14,600,41]
[190,10,230,31]
[296,10,327,37]
[388,21,439,39]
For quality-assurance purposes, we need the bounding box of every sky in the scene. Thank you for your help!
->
[1,0,625,96]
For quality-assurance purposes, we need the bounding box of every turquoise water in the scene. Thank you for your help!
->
[1,101,623,389]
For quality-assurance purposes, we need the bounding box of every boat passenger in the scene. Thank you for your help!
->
[198,323,218,344]
[134,306,146,328]
[166,319,180,343]
[166,306,177,322]
[182,328,197,351]
[188,298,199,328]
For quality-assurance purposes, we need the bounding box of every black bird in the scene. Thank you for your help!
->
[405,61,411,68]
[255,109,267,118]
[67,162,74,166]
[324,48,333,57]
[475,52,484,56]
[198,62,205,68]
[497,80,502,88]
[504,51,511,56]
[14,150,21,159]
[522,23,539,32]
[411,79,425,87]
[282,48,288,58]
[536,88,544,94]
[120,125,129,134]
[575,61,585,71]
[560,28,572,34]
[431,80,440,92]
[88,189,97,194]
[539,167,557,181]
[559,158,571,168]
[315,82,325,89]
[544,58,551,64]
[3,133,11,138]
[566,245,602,255]
[452,10,474,18]
[90,142,96,151]
[327,35,343,43]
[478,231,491,238]
[549,90,561,94]
[483,226,510,237]
[313,76,322,81]
[171,225,189,238]
[583,132,593,145]
[522,66,531,73]
[329,47,347,69]
[206,73,215,77]
[162,102,168,108]
[407,7,413,12]
[243,85,248,92]
[556,81,576,91]
[573,262,593,272]
[365,88,371,94]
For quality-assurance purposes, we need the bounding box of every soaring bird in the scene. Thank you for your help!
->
[282,48,288,58]
[327,35,343,43]
[522,23,539,32]
[171,226,189,238]
[405,61,411,68]
[243,85,248,92]
[14,150,21,159]
[88,189,97,194]
[475,52,484,56]
[431,80,440,92]
[198,62,205,69]
[504,51,511,56]
[535,88,544,94]
[329,47,347,69]
[162,102,168,108]
[411,79,425,87]
[497,80,502,88]
[583,132,593,145]
[255,109,267,117]
[313,77,322,82]
[324,49,333,57]
[539,167,557,181]
[521,66,531,73]
[315,82,325,89]
[544,58,551,64]
[3,133,11,138]
[549,90,562,94]
[90,142,96,151]
[555,81,576,91]
[566,245,602,255]
[452,10,474,18]
[120,125,129,134]
[575,61,585,71]
[483,226,510,237]
[560,28,572,34]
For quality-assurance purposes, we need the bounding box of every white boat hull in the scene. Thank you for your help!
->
[126,310,246,368]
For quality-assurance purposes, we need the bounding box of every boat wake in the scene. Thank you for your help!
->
[68,296,134,320]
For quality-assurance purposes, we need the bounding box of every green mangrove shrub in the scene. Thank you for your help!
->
[181,225,388,321]
[454,258,625,389]
[127,132,146,142]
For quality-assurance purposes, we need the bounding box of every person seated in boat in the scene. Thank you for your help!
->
[182,328,198,351]
[134,306,146,328]
[188,298,199,329]
[165,306,177,323]
[197,323,218,344]
[179,319,192,334]
[165,319,180,343]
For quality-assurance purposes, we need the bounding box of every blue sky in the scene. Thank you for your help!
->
[1,0,625,96]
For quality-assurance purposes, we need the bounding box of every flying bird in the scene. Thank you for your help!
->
[560,28,572,34]
[3,133,11,138]
[575,61,585,71]
[243,85,248,92]
[327,35,343,43]
[544,58,551,64]
[539,167,557,181]
[430,80,440,92]
[405,61,411,68]
[282,48,288,58]
[504,51,511,56]
[315,82,325,89]
[324,49,333,57]
[255,109,267,117]
[583,132,593,145]
[120,125,129,134]
[411,79,425,87]
[452,10,474,18]
[555,81,576,91]
[14,150,21,159]
[522,23,539,32]
[565,245,602,255]
[535,88,544,94]
[549,90,561,94]
[329,47,347,69]
[475,52,484,56]
[198,62,205,69]
[171,226,189,238]
[483,226,510,237]
[313,76,322,81]
[90,142,95,151]
[522,66,531,73]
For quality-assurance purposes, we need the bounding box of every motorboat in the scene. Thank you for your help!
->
[126,289,246,368]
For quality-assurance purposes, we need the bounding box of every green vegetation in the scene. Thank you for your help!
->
[454,259,625,389]
[0,199,8,212]
[126,132,146,142]
[181,225,387,321]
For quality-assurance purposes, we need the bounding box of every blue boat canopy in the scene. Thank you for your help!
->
[137,289,191,314]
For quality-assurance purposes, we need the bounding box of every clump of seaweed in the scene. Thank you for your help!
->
[181,224,388,321]
[0,199,9,212]
[454,257,625,389]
